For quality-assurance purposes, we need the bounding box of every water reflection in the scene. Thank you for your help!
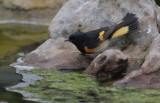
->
[0,23,47,103]
[0,88,38,103]
[0,70,23,88]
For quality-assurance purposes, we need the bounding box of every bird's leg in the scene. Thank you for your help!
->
[80,53,86,56]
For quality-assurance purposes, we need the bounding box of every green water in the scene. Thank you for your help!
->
[0,23,47,58]
[0,23,47,103]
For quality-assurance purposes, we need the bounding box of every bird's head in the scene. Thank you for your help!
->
[65,32,87,45]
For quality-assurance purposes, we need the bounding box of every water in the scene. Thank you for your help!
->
[0,88,38,103]
[0,22,47,103]
[12,69,160,103]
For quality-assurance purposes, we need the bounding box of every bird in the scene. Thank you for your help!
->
[65,13,139,54]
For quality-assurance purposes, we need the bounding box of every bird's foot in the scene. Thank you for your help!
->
[80,53,86,56]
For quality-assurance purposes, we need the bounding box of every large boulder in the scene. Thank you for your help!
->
[19,0,160,88]
[3,0,68,10]
[48,0,159,74]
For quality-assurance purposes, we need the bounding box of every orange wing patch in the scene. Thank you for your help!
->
[84,46,96,53]
[98,31,105,40]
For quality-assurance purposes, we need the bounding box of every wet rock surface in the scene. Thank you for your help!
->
[114,69,160,89]
[19,0,160,88]
[84,49,128,79]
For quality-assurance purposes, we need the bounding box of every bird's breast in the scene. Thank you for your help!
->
[84,40,109,54]
[93,40,110,53]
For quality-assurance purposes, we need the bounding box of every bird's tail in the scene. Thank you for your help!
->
[108,13,139,39]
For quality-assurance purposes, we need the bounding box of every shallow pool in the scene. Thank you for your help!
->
[0,22,47,103]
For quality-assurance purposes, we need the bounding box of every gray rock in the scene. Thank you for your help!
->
[142,35,160,74]
[114,35,160,88]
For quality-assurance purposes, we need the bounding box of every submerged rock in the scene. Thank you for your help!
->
[19,0,160,88]
[84,49,128,79]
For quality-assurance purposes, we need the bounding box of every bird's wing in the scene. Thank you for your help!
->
[83,26,116,53]
[85,27,110,49]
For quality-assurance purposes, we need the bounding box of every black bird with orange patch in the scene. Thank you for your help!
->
[65,13,139,54]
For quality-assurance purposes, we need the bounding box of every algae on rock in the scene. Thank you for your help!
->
[11,69,160,103]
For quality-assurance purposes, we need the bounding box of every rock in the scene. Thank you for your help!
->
[84,49,128,79]
[19,38,94,70]
[3,0,68,10]
[114,35,160,88]
[142,35,160,74]
[49,0,159,73]
[19,0,160,88]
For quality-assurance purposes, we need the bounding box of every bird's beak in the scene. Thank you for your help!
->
[64,39,70,42]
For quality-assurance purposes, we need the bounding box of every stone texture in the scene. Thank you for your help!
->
[3,0,68,10]
[114,35,160,88]
[18,0,160,88]
[142,35,160,74]
[84,49,128,79]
